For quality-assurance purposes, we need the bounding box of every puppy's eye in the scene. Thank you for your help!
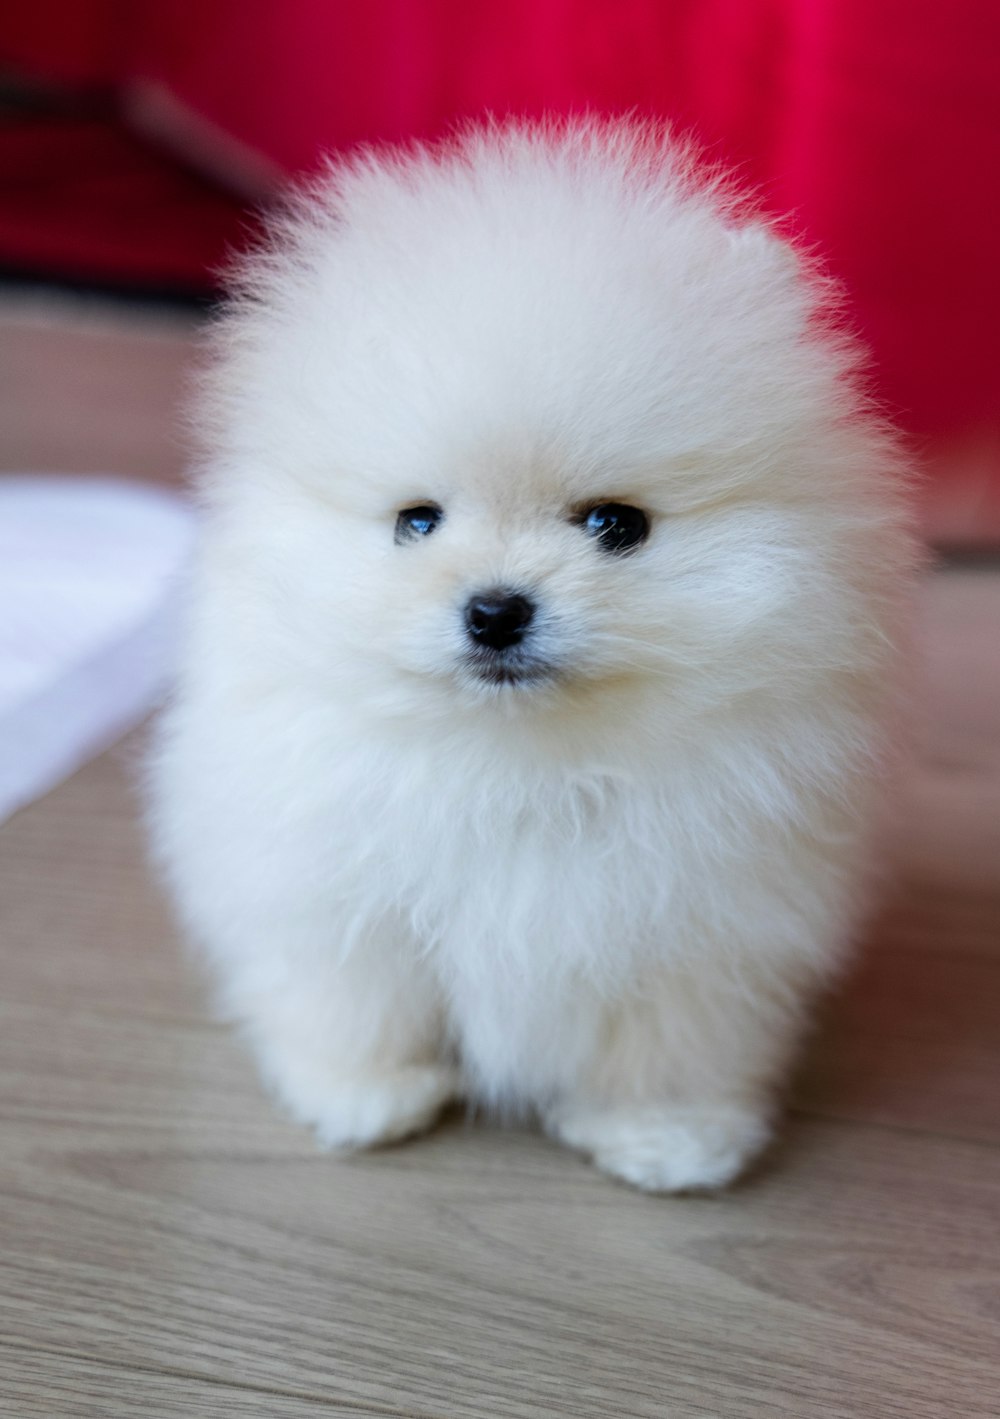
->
[395,504,443,542]
[581,503,649,554]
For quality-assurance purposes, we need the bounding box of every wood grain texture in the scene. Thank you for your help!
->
[0,1346,380,1418]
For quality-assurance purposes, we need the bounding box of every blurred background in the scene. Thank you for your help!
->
[2,0,998,531]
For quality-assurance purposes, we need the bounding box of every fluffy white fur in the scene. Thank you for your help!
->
[149,120,916,1191]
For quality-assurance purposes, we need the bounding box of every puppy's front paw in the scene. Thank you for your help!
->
[548,1103,771,1192]
[269,1062,460,1150]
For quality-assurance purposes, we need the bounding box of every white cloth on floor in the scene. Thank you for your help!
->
[0,475,195,823]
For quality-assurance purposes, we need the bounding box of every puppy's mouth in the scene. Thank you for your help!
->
[463,649,558,689]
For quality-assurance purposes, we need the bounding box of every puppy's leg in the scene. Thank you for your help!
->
[221,926,456,1150]
[544,959,811,1192]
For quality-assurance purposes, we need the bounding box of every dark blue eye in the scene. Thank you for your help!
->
[395,504,443,542]
[582,503,649,554]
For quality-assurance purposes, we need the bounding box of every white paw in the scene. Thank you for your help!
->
[548,1103,771,1192]
[268,1062,460,1150]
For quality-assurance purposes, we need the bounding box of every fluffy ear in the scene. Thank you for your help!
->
[725,220,822,332]
[727,221,801,282]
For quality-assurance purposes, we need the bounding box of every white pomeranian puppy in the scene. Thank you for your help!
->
[150,120,915,1191]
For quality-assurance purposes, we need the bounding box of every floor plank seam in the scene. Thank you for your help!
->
[0,1338,441,1419]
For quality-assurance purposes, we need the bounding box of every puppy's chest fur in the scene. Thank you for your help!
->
[329,742,742,978]
[334,748,658,919]
[352,758,678,1093]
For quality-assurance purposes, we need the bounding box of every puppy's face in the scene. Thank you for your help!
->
[260,395,836,735]
[395,494,648,689]
[378,475,655,699]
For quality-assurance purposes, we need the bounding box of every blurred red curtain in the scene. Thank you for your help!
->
[4,0,998,449]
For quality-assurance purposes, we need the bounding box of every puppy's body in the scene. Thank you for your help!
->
[151,122,915,1190]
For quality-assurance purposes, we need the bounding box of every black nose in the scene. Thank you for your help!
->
[464,590,535,651]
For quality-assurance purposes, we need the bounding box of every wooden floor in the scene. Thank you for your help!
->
[2,297,999,1417]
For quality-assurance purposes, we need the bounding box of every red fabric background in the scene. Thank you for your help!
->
[3,0,998,444]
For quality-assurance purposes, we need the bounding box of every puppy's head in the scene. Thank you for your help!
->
[206,122,908,743]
